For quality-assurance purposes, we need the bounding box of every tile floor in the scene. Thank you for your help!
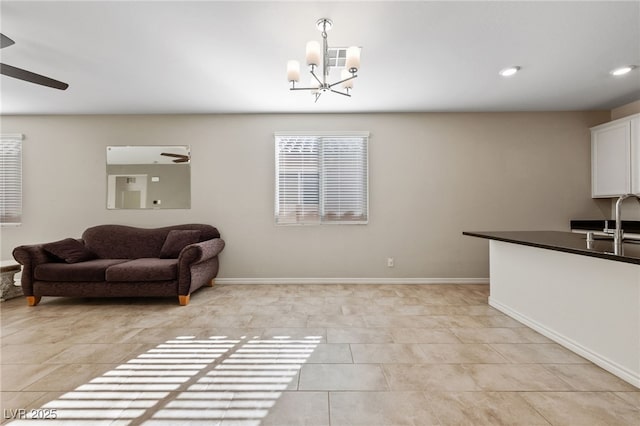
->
[1,284,638,425]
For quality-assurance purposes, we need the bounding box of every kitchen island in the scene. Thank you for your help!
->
[464,231,639,388]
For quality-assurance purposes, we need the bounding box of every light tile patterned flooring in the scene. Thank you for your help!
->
[1,284,638,425]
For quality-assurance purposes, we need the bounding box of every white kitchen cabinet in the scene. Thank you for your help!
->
[591,113,640,198]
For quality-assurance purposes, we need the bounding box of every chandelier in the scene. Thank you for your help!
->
[286,18,361,102]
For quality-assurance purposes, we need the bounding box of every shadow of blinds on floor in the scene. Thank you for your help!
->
[7,335,321,425]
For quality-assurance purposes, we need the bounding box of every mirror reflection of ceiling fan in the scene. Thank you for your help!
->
[161,152,190,163]
[0,33,69,90]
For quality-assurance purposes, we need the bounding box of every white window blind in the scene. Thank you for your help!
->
[275,133,368,225]
[0,134,23,226]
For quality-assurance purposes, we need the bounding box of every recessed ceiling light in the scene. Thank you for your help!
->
[610,65,637,76]
[499,66,521,77]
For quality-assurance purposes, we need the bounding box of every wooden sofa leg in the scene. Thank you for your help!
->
[208,278,215,287]
[26,296,41,307]
[178,295,190,306]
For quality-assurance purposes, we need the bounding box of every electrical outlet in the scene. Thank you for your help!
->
[387,257,394,268]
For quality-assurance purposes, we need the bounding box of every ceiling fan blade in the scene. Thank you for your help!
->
[0,33,15,49]
[0,63,69,90]
[161,152,190,163]
[160,152,185,158]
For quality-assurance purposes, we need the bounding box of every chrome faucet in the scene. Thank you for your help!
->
[614,193,640,254]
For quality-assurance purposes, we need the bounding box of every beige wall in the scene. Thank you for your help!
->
[0,112,609,280]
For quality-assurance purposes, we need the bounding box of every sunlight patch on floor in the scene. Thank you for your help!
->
[148,336,321,424]
[7,335,320,425]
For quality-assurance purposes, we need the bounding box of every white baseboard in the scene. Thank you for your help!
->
[215,277,489,285]
[489,297,640,389]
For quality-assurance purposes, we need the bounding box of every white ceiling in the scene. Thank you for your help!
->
[1,1,639,115]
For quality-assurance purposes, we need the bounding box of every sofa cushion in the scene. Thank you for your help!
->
[105,258,178,282]
[35,259,128,282]
[159,230,201,259]
[82,224,220,259]
[42,238,97,263]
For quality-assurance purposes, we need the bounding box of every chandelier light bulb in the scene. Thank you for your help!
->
[287,60,300,82]
[306,41,321,67]
[345,46,361,72]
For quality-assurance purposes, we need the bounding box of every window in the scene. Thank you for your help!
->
[0,134,23,225]
[275,132,368,225]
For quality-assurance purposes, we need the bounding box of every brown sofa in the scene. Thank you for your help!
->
[12,224,225,306]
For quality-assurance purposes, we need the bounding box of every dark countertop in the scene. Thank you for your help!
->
[463,230,640,265]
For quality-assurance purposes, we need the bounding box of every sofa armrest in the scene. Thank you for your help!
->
[177,238,225,296]
[178,238,225,266]
[12,244,57,296]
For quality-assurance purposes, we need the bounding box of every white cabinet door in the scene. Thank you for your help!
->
[630,117,640,194]
[591,120,631,197]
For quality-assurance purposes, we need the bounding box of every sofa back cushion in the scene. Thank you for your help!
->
[159,230,202,258]
[82,224,220,259]
[42,238,97,263]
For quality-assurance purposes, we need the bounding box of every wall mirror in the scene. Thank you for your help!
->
[106,145,191,209]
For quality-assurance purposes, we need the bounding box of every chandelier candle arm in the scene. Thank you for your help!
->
[330,70,356,89]
[287,18,361,101]
[310,69,323,87]
[330,88,351,97]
